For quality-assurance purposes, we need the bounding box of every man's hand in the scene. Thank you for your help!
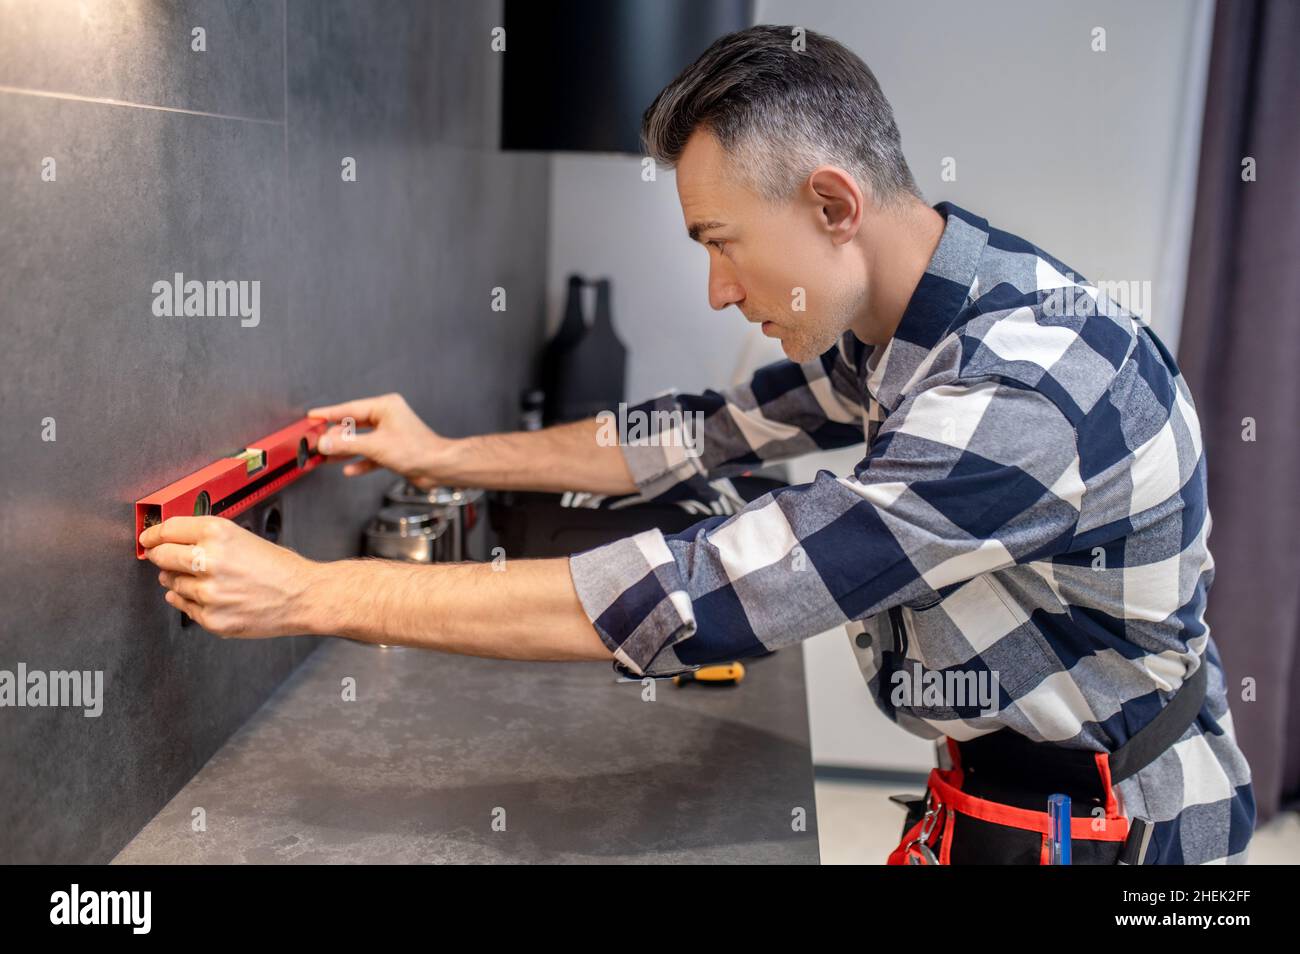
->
[308,392,638,496]
[309,393,451,490]
[140,516,319,638]
[139,515,613,664]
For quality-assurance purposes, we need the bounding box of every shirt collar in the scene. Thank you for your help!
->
[865,201,990,410]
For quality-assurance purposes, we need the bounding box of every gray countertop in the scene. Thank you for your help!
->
[113,638,820,864]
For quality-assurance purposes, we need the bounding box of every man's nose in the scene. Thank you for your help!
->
[708,262,744,311]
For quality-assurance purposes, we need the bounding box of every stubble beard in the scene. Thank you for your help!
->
[778,294,856,364]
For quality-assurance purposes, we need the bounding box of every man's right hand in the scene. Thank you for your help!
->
[308,393,638,497]
[308,393,450,490]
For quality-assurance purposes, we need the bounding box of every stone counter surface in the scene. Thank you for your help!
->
[113,638,820,864]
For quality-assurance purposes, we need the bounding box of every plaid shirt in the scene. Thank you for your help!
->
[568,202,1254,864]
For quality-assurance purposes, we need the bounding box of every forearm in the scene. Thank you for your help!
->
[299,556,612,663]
[438,417,637,495]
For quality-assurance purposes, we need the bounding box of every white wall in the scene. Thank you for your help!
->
[546,0,1213,772]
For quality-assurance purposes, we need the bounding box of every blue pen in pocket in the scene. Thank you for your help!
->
[1047,793,1071,864]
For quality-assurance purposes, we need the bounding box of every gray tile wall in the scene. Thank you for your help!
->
[0,0,549,863]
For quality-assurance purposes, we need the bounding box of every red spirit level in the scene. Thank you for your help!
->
[134,417,328,558]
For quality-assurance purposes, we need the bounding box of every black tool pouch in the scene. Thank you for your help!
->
[888,661,1206,865]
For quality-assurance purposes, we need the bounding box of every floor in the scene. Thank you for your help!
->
[813,779,1300,864]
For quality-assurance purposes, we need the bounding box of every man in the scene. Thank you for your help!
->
[140,26,1253,864]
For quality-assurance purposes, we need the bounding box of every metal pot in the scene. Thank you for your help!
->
[383,482,486,562]
[363,505,451,563]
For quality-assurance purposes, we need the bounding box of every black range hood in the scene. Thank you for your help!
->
[501,0,754,154]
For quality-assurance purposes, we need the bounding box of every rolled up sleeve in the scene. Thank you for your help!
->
[568,528,700,677]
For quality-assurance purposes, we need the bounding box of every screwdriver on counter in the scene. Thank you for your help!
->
[616,662,746,686]
[673,662,745,687]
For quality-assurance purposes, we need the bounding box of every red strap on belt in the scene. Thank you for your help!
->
[886,753,1130,865]
[927,765,1129,841]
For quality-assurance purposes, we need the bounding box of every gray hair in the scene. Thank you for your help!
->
[641,25,920,206]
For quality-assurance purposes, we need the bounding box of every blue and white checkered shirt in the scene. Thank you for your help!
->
[568,202,1255,864]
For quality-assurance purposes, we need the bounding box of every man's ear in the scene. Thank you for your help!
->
[807,165,865,245]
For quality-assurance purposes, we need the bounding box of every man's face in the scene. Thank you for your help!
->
[675,129,867,363]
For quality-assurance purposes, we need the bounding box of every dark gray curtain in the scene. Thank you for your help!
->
[1178,0,1300,824]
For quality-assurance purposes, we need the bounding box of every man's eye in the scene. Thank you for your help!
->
[707,239,727,252]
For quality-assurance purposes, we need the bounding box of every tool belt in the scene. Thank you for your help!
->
[887,659,1207,865]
